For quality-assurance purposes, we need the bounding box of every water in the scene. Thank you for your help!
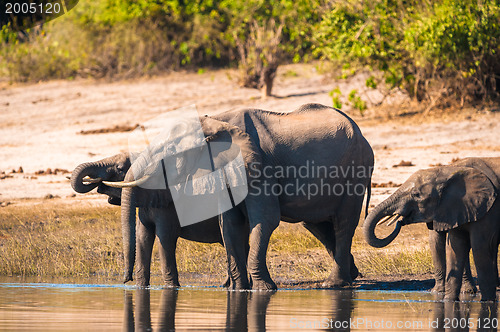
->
[0,279,498,331]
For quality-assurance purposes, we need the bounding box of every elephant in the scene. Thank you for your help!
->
[71,152,239,287]
[364,157,500,301]
[93,103,373,290]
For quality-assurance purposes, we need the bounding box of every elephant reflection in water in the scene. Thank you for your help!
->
[122,289,176,332]
[122,290,274,331]
[325,290,355,331]
[122,289,355,331]
[431,294,498,332]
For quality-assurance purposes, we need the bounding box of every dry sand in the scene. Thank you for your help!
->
[1,64,499,207]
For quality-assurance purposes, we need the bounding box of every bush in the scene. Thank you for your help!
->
[0,0,231,81]
[221,0,323,97]
[0,0,323,86]
[315,0,500,107]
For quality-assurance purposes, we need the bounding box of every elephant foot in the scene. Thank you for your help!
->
[252,278,277,291]
[443,296,460,302]
[135,282,150,288]
[322,269,353,289]
[222,276,231,288]
[228,278,251,290]
[431,283,445,293]
[350,265,361,280]
[123,273,133,284]
[321,279,352,289]
[461,282,477,294]
[163,281,180,288]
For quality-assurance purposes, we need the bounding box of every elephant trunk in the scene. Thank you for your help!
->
[71,160,112,193]
[363,194,402,248]
[121,171,137,283]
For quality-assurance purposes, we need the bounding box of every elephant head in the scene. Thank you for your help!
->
[102,116,261,283]
[71,152,132,205]
[364,166,497,248]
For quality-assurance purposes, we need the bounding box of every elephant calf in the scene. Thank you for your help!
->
[364,157,500,301]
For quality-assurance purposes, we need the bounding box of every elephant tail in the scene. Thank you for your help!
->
[364,178,371,220]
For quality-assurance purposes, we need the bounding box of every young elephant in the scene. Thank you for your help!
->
[364,157,500,301]
[71,152,240,287]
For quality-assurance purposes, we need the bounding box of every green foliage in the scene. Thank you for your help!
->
[365,76,377,89]
[0,0,323,82]
[1,0,499,109]
[329,87,342,109]
[220,0,323,93]
[348,89,367,114]
[329,87,367,114]
[0,0,231,80]
[316,0,500,105]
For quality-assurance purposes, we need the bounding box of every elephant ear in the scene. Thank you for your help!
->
[200,117,262,179]
[162,117,261,226]
[433,167,497,231]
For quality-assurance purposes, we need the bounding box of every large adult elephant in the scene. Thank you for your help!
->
[364,157,500,301]
[71,152,236,287]
[93,103,373,290]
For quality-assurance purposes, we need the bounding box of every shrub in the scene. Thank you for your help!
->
[221,0,324,97]
[315,0,500,108]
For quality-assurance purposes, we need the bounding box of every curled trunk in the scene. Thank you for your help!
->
[363,195,402,248]
[121,173,137,283]
[71,161,110,193]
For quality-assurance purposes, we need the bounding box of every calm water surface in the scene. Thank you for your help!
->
[0,278,498,331]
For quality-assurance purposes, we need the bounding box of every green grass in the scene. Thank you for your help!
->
[0,200,437,283]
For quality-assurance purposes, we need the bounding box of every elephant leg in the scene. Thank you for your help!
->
[303,221,359,281]
[220,241,231,288]
[323,197,362,288]
[220,208,250,290]
[220,239,250,289]
[154,207,181,288]
[470,229,499,302]
[248,222,279,290]
[444,230,468,301]
[246,196,280,290]
[323,221,354,287]
[135,214,156,287]
[429,230,446,293]
[461,252,477,294]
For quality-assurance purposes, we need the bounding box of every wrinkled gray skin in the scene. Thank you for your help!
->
[364,157,500,301]
[71,152,235,287]
[73,103,374,290]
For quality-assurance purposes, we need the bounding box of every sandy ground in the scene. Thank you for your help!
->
[1,64,499,207]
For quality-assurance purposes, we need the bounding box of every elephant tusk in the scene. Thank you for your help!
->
[386,214,402,227]
[82,176,102,184]
[376,215,393,226]
[102,175,150,188]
